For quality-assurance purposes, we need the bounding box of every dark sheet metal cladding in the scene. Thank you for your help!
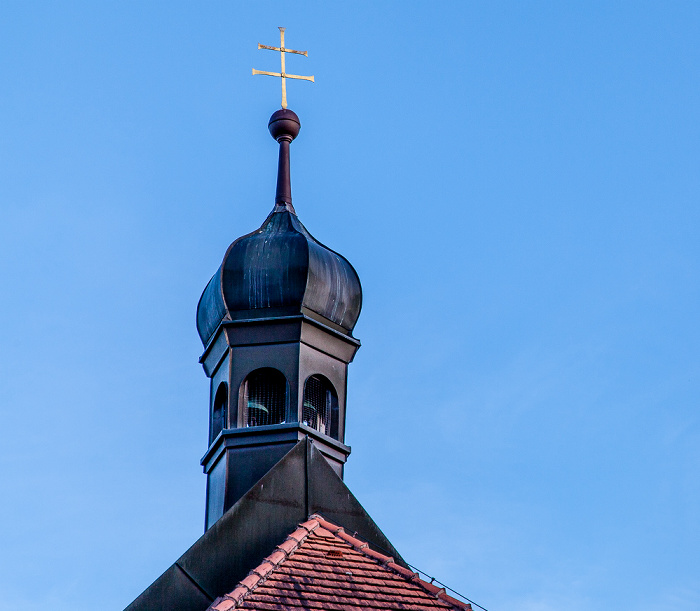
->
[223,210,308,312]
[195,107,362,347]
[125,439,404,611]
[195,208,362,344]
[196,267,227,345]
[305,235,362,332]
[268,109,300,206]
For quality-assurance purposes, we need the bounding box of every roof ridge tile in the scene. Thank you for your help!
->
[239,573,260,591]
[208,596,234,611]
[387,561,419,579]
[210,517,321,610]
[362,545,394,564]
[265,549,286,566]
[335,529,370,550]
[312,514,344,535]
[440,591,473,608]
[287,526,312,544]
[250,560,276,581]
[298,517,320,533]
[227,586,247,603]
[207,514,473,611]
[312,516,472,610]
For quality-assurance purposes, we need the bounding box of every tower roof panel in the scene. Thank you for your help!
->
[196,206,362,346]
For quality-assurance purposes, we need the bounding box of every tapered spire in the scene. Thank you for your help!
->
[268,108,300,212]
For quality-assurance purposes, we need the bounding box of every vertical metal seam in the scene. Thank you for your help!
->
[305,438,311,518]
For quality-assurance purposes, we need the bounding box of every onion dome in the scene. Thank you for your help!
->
[196,109,362,347]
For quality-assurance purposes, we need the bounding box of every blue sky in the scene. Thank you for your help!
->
[0,2,699,610]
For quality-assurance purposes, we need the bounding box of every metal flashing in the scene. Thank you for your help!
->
[125,439,402,611]
[200,423,351,472]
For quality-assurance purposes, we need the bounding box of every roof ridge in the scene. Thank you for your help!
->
[311,514,471,611]
[208,514,472,611]
[208,517,320,611]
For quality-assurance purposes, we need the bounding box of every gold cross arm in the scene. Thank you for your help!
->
[252,69,315,82]
[258,44,307,57]
[253,27,314,109]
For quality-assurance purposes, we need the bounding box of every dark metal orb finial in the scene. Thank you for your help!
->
[269,109,300,208]
[268,108,301,142]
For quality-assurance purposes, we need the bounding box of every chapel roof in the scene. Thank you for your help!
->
[207,514,471,611]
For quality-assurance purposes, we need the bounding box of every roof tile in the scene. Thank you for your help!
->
[239,574,260,590]
[229,586,249,603]
[298,519,319,533]
[421,581,444,596]
[276,538,299,554]
[440,592,472,608]
[266,550,286,566]
[334,529,370,550]
[388,561,419,579]
[205,515,471,611]
[314,526,334,538]
[361,546,393,564]
[288,527,311,543]
[210,597,236,611]
[315,517,343,534]
[251,561,276,580]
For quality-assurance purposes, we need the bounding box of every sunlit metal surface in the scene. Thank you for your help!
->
[252,27,314,108]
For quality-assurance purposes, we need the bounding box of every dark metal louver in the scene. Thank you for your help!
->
[210,383,228,443]
[303,375,338,438]
[245,369,287,427]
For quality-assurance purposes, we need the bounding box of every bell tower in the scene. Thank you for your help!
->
[196,103,362,529]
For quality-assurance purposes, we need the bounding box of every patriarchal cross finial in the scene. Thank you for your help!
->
[252,27,314,109]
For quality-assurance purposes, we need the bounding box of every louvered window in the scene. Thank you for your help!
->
[244,368,287,427]
[210,382,228,443]
[302,375,338,439]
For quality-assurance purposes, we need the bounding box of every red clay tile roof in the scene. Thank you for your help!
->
[207,514,471,611]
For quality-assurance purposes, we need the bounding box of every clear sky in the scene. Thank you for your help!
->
[0,2,698,610]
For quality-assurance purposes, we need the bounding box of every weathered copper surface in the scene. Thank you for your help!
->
[196,108,362,346]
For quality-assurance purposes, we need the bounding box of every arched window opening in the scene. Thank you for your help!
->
[211,382,228,442]
[243,368,287,427]
[302,375,339,439]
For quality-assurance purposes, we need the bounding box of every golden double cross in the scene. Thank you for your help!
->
[252,27,314,109]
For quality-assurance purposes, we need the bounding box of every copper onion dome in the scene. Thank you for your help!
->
[196,109,362,346]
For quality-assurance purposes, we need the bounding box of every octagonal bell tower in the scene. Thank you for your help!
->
[196,108,362,530]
